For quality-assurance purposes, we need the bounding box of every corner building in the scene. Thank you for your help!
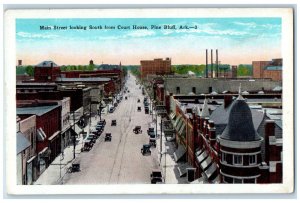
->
[218,95,263,183]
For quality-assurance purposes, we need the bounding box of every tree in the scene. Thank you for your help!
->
[25,65,34,76]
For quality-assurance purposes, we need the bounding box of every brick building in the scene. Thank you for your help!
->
[17,103,61,176]
[34,61,61,82]
[252,58,282,81]
[166,91,282,183]
[140,58,172,79]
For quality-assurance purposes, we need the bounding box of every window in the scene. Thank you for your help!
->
[176,87,180,94]
[233,155,243,165]
[233,178,243,183]
[192,87,196,94]
[222,153,227,163]
[249,155,256,165]
[223,176,233,183]
[244,178,256,184]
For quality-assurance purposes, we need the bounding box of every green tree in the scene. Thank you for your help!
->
[25,65,34,76]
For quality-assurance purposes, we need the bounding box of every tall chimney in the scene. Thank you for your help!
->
[206,49,208,78]
[216,49,219,78]
[211,49,213,78]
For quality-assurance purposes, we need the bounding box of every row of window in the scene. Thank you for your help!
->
[223,176,256,183]
[222,153,257,166]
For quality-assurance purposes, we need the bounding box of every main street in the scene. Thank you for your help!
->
[63,73,160,184]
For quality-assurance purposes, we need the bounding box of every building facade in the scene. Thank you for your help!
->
[140,58,172,79]
[252,58,282,81]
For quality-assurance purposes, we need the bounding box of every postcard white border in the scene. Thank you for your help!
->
[4,8,294,195]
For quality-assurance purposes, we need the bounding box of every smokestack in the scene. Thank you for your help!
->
[206,49,208,78]
[211,49,213,78]
[216,49,219,78]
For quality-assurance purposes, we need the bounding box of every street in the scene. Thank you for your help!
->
[63,73,160,184]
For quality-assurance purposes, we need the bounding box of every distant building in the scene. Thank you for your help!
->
[252,58,282,81]
[34,61,61,82]
[89,60,94,65]
[140,58,172,79]
[18,60,22,66]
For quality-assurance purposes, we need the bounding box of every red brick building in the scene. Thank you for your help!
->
[140,58,172,79]
[252,58,282,81]
[17,103,61,175]
[34,61,61,82]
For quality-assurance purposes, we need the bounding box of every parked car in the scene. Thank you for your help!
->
[97,119,106,125]
[133,126,142,134]
[150,170,163,184]
[137,107,141,112]
[111,119,117,126]
[147,127,155,135]
[109,107,115,113]
[149,139,156,147]
[141,144,151,155]
[105,133,112,142]
[137,99,140,103]
[145,106,149,114]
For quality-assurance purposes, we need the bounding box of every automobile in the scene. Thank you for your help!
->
[149,139,156,147]
[82,140,93,151]
[144,97,148,102]
[109,107,115,113]
[133,126,142,134]
[90,130,101,137]
[150,170,163,184]
[137,99,140,103]
[111,120,117,126]
[105,133,112,142]
[97,119,106,125]
[95,124,104,131]
[147,127,155,135]
[86,134,96,144]
[125,96,127,100]
[144,102,149,107]
[128,90,130,93]
[149,132,156,141]
[141,144,151,155]
[137,107,141,112]
[144,106,149,114]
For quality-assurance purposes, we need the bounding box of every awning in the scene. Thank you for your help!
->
[173,144,186,162]
[48,131,60,141]
[17,132,31,154]
[175,117,184,132]
[204,162,217,180]
[39,147,50,157]
[69,128,78,137]
[200,155,212,171]
[37,128,47,141]
[169,112,176,120]
[178,122,186,137]
[190,177,205,184]
[197,150,208,164]
[74,124,83,135]
[176,162,192,177]
[173,115,182,129]
[211,175,220,183]
[195,148,204,157]
[27,155,37,163]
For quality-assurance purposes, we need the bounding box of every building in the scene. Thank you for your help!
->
[140,58,172,79]
[16,115,38,184]
[166,90,282,183]
[252,58,282,81]
[34,61,61,82]
[17,103,62,176]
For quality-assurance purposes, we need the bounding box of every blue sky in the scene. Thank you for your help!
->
[16,18,282,65]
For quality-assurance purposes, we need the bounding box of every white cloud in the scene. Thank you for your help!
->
[17,31,59,39]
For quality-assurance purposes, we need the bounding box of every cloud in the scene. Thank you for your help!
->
[17,31,59,39]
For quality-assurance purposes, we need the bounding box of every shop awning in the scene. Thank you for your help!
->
[177,162,193,177]
[39,147,50,157]
[204,162,217,180]
[200,155,212,171]
[190,177,205,184]
[195,148,204,157]
[197,150,208,164]
[173,144,186,162]
[169,112,176,120]
[178,122,186,137]
[175,117,184,132]
[37,128,47,141]
[48,131,60,141]
[173,115,181,129]
[27,155,37,164]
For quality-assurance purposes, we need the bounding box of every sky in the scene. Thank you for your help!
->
[16,18,282,66]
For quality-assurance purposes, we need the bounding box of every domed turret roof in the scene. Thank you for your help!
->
[220,98,261,142]
[220,84,261,142]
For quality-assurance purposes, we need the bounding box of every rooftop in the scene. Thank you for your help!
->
[36,61,59,67]
[55,77,111,82]
[17,132,31,154]
[17,104,60,116]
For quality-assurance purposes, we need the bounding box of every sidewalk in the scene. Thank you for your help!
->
[155,113,188,184]
[34,115,102,185]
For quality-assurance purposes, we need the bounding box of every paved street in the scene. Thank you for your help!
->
[62,73,160,184]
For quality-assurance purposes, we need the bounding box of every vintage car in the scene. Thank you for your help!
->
[133,126,142,134]
[137,99,140,103]
[97,119,106,125]
[147,127,155,135]
[144,106,149,114]
[137,106,141,112]
[149,139,156,147]
[141,144,151,155]
[111,120,117,126]
[105,133,112,142]
[150,170,163,184]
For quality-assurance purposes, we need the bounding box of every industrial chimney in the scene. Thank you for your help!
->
[206,49,208,78]
[211,49,213,78]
